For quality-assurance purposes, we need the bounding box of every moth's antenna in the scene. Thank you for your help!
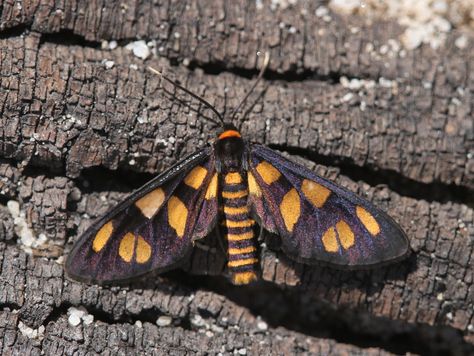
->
[148,66,225,126]
[230,52,270,122]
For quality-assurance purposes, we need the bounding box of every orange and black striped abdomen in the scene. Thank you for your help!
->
[221,171,259,285]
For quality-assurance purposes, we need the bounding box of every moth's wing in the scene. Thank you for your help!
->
[66,148,219,284]
[248,144,410,268]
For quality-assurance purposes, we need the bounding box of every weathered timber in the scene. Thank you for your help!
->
[0,0,473,355]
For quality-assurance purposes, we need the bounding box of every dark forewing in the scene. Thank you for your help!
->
[66,148,219,284]
[248,145,410,268]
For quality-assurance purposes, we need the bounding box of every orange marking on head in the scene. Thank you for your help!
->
[219,130,241,140]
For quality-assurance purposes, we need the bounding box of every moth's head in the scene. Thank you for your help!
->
[217,123,241,141]
[214,123,246,172]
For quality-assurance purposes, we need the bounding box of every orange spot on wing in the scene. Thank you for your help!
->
[135,188,165,219]
[279,188,301,232]
[256,161,281,185]
[322,227,339,253]
[219,130,241,140]
[184,166,208,189]
[168,196,188,237]
[336,220,355,249]
[205,173,218,200]
[92,221,113,252]
[136,236,152,264]
[301,179,331,208]
[119,232,135,262]
[356,206,380,236]
[247,172,262,197]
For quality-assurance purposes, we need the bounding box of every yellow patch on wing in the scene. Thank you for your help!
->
[135,188,165,219]
[336,220,355,249]
[356,206,380,236]
[247,172,262,197]
[228,246,257,255]
[226,231,254,241]
[301,179,331,208]
[119,232,135,262]
[168,196,188,238]
[135,235,152,263]
[227,258,259,267]
[224,205,249,215]
[118,233,152,264]
[232,271,258,285]
[205,173,218,200]
[222,190,248,199]
[256,161,281,185]
[225,219,255,228]
[92,221,113,252]
[225,172,243,185]
[322,227,339,253]
[184,166,208,189]
[279,188,301,232]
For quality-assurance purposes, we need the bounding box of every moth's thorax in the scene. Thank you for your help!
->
[214,129,247,173]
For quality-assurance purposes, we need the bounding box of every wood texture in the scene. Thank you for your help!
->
[0,1,473,354]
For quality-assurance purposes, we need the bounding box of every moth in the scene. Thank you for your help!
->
[66,54,410,285]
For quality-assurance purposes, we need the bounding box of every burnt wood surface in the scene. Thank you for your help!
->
[0,1,473,355]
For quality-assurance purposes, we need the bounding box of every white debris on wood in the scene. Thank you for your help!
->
[257,320,268,331]
[270,0,298,11]
[18,322,45,340]
[125,40,151,60]
[329,0,474,50]
[8,200,47,254]
[156,315,173,327]
[190,314,206,328]
[455,34,468,48]
[104,60,115,69]
[340,76,376,90]
[315,6,329,17]
[67,306,94,327]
